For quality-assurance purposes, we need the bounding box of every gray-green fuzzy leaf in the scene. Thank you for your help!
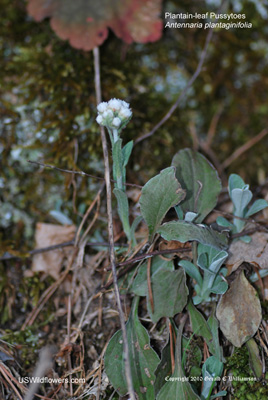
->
[172,149,221,223]
[157,317,200,400]
[140,167,185,239]
[131,257,174,296]
[104,297,160,398]
[245,199,268,218]
[122,140,133,167]
[187,301,216,355]
[113,188,131,238]
[147,268,188,323]
[157,221,228,250]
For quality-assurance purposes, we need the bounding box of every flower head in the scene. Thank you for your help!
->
[97,102,108,113]
[96,98,132,133]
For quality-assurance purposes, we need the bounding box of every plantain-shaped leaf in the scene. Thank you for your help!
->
[156,317,200,400]
[132,257,188,323]
[147,267,188,323]
[154,339,174,395]
[207,307,223,362]
[104,297,160,399]
[172,149,221,222]
[157,221,228,250]
[140,167,186,239]
[201,356,224,400]
[27,0,163,51]
[246,338,263,379]
[131,256,174,296]
[187,301,216,356]
[113,188,131,239]
[122,140,133,168]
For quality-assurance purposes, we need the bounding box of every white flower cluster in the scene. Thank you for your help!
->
[96,98,132,130]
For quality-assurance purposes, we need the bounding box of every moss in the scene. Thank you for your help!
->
[226,346,268,399]
[1,327,41,370]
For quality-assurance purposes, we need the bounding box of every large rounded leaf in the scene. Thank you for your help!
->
[105,297,160,398]
[27,0,163,51]
[140,167,186,239]
[172,149,221,223]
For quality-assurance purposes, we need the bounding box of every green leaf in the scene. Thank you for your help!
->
[245,199,268,218]
[131,257,174,296]
[210,391,227,399]
[179,260,203,288]
[130,215,143,246]
[187,301,216,355]
[154,339,174,395]
[140,167,185,239]
[113,188,131,239]
[157,221,228,250]
[246,338,263,379]
[207,308,223,362]
[104,297,160,398]
[231,188,252,215]
[228,173,246,193]
[201,356,223,400]
[210,280,228,295]
[156,318,200,400]
[185,211,198,222]
[122,140,133,167]
[216,216,234,229]
[147,268,188,323]
[172,149,221,223]
[132,257,188,322]
[155,334,202,396]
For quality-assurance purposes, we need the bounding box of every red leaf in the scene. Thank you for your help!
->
[27,0,163,51]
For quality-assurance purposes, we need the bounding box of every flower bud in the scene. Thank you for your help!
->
[112,117,121,127]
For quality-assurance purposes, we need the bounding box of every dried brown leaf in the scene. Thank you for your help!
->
[31,223,76,280]
[216,270,262,347]
[227,231,268,270]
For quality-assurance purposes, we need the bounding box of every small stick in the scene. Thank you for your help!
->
[221,128,268,170]
[93,46,135,400]
[28,160,141,188]
[134,27,214,145]
[169,321,175,374]
[105,246,191,271]
[67,294,73,397]
[0,363,24,400]
[147,256,154,313]
[0,240,127,262]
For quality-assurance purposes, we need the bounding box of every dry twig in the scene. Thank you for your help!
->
[28,160,141,188]
[221,128,268,170]
[93,46,135,400]
[134,26,214,145]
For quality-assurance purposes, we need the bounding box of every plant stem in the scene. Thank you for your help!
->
[93,46,135,400]
[192,241,198,267]
[113,128,119,143]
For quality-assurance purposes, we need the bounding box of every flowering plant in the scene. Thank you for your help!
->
[96,99,132,144]
[96,98,134,243]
